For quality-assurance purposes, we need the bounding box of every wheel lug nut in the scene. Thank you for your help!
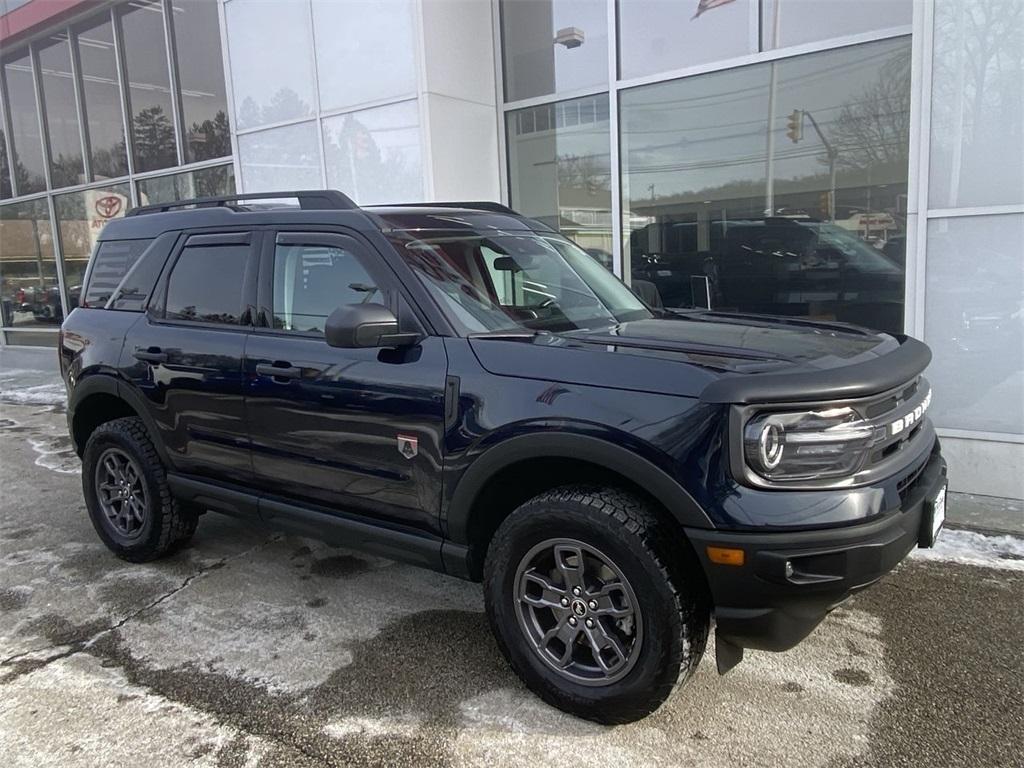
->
[560,597,569,607]
[585,618,594,628]
[588,600,598,610]
[572,586,582,596]
[568,617,577,626]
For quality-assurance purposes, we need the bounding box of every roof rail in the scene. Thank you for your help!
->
[126,190,358,217]
[375,201,521,215]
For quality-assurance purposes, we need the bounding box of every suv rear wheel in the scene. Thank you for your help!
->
[483,485,709,724]
[82,416,198,562]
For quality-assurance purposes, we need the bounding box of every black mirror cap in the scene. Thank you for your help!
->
[325,303,417,348]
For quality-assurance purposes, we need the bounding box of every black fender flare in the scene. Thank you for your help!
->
[445,432,715,546]
[68,373,170,465]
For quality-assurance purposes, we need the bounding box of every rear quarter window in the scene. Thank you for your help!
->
[82,239,154,307]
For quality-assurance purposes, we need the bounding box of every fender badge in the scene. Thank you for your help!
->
[397,434,418,459]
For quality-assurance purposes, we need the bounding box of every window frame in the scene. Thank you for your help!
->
[150,229,258,331]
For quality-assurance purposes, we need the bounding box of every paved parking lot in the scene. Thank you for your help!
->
[1,363,1022,767]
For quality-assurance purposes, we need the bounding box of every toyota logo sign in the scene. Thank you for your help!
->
[95,195,123,219]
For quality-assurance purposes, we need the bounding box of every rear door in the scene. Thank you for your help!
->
[243,230,447,536]
[122,231,257,485]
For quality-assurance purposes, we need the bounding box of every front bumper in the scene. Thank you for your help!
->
[685,444,947,659]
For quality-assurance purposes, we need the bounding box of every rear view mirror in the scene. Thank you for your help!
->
[493,253,539,272]
[492,256,523,272]
[324,303,419,348]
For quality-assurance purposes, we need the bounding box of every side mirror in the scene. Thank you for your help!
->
[324,303,419,348]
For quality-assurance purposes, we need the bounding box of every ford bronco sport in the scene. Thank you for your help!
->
[59,190,947,723]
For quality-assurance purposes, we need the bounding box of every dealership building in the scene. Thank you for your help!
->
[0,0,1020,502]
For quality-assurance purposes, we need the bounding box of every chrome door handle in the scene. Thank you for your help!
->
[256,362,301,380]
[133,347,167,363]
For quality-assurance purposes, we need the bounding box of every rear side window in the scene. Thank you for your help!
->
[165,244,248,325]
[82,239,153,307]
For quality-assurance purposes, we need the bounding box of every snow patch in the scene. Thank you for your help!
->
[27,436,81,474]
[912,528,1024,571]
[0,368,38,379]
[0,382,67,406]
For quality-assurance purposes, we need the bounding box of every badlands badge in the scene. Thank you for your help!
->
[397,434,418,459]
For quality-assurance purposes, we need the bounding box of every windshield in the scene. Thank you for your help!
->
[388,229,651,335]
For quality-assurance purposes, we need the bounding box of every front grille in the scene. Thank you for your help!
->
[864,378,920,420]
[859,376,930,472]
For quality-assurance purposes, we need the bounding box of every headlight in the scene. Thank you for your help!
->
[743,407,878,482]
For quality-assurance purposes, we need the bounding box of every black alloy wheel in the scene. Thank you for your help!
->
[514,538,643,685]
[93,447,148,538]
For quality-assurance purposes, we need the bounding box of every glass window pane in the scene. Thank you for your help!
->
[165,244,248,324]
[238,121,321,192]
[54,184,131,309]
[619,0,755,80]
[118,0,177,172]
[75,17,129,180]
[224,0,315,130]
[0,199,58,329]
[137,164,235,206]
[3,53,47,194]
[924,214,1023,435]
[37,35,85,188]
[311,0,415,112]
[0,121,12,199]
[507,93,612,269]
[501,0,608,102]
[273,243,379,333]
[172,0,231,163]
[3,329,59,347]
[762,0,911,49]
[83,237,154,308]
[323,101,422,205]
[621,37,911,334]
[929,0,1024,209]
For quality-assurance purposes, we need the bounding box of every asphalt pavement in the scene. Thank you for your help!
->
[1,357,1021,767]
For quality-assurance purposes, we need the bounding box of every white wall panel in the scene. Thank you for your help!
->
[237,121,322,191]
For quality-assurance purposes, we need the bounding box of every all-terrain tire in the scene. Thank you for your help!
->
[82,416,198,562]
[483,485,710,724]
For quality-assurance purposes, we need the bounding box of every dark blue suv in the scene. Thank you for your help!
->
[59,190,947,723]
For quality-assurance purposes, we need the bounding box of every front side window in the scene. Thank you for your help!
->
[272,243,380,334]
[389,229,649,335]
[165,244,248,324]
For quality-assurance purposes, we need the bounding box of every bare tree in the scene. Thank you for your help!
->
[827,48,912,173]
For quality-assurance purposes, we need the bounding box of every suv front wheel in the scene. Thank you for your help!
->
[82,416,198,562]
[483,486,709,724]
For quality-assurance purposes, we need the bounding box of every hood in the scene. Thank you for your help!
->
[468,312,928,403]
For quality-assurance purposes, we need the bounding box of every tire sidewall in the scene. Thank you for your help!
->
[485,501,689,719]
[82,424,161,556]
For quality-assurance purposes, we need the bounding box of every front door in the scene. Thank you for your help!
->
[243,230,447,536]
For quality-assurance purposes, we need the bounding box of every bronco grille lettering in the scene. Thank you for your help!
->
[890,388,931,436]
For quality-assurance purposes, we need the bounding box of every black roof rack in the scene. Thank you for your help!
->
[126,189,358,217]
[373,201,521,215]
